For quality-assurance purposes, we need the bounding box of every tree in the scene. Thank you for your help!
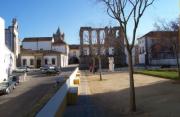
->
[154,18,179,31]
[99,0,155,111]
[154,18,180,79]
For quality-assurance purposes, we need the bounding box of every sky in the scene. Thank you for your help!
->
[0,0,179,44]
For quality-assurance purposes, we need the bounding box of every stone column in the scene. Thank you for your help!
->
[97,30,101,55]
[79,29,84,56]
[88,29,92,56]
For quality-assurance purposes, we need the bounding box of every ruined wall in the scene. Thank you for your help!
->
[79,26,126,69]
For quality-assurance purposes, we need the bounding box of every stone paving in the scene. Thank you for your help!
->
[63,72,105,117]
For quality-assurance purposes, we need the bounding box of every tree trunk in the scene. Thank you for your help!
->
[175,52,180,79]
[98,56,102,80]
[127,50,136,112]
[173,43,180,79]
[92,57,96,74]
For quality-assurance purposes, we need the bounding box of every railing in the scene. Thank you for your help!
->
[36,67,79,117]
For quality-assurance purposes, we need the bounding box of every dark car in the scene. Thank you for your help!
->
[10,75,20,85]
[0,81,16,94]
[40,65,49,73]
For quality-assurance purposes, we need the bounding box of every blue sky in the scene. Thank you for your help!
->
[0,0,179,44]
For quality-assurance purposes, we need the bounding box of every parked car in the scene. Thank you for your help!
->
[13,66,30,73]
[40,65,60,74]
[9,75,20,85]
[40,65,49,72]
[0,81,16,94]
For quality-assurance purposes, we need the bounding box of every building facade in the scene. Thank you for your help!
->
[69,44,80,64]
[0,17,20,82]
[138,31,179,66]
[21,28,69,68]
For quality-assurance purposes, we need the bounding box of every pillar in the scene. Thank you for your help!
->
[97,30,101,55]
[79,29,84,56]
[88,29,92,56]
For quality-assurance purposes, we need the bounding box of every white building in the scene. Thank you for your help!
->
[138,31,179,66]
[0,17,20,82]
[21,28,69,68]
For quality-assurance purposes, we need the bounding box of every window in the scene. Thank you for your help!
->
[52,58,56,65]
[45,59,48,65]
[112,48,114,55]
[30,59,34,65]
[23,59,27,66]
[73,51,76,56]
[109,47,114,55]
[84,50,88,55]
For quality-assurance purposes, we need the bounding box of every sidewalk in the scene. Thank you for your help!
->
[63,72,104,117]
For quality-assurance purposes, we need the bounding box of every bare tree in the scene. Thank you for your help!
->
[99,0,155,111]
[154,18,179,31]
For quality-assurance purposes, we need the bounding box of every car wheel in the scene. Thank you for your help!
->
[13,85,16,89]
[6,89,10,94]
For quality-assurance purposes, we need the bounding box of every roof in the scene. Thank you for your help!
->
[22,37,52,42]
[69,44,80,49]
[138,31,178,40]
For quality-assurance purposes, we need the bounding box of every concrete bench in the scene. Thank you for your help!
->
[67,87,78,105]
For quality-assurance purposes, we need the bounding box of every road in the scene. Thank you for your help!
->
[0,66,76,117]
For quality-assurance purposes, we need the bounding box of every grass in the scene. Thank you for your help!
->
[135,70,179,80]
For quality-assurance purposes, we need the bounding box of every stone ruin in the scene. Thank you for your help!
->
[79,26,126,70]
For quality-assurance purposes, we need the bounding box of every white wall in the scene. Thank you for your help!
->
[23,41,52,50]
[138,37,146,64]
[0,17,6,82]
[38,41,52,50]
[23,42,37,50]
[21,56,35,67]
[43,56,57,66]
[60,54,68,67]
[0,18,16,82]
[4,47,15,71]
[36,67,79,117]
[52,45,66,53]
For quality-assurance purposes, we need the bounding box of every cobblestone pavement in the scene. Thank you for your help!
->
[63,72,105,117]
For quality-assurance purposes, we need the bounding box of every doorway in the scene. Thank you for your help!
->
[36,59,41,68]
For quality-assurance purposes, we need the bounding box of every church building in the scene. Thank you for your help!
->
[21,28,69,68]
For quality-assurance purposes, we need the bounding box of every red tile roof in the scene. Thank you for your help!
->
[138,31,178,39]
[22,37,52,42]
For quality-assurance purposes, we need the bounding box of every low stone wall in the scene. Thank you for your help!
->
[151,59,177,65]
[36,67,79,117]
